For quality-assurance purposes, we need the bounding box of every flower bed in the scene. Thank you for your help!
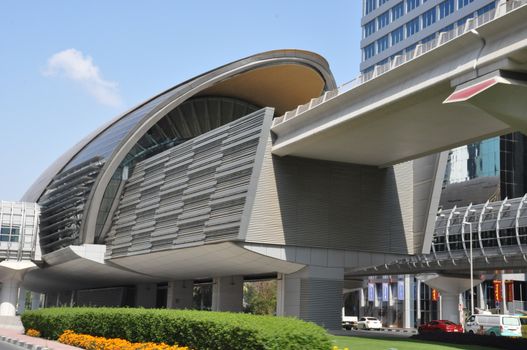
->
[58,330,189,350]
[22,307,332,350]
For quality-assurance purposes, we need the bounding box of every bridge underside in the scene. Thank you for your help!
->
[272,4,527,167]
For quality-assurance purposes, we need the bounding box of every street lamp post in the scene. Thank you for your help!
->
[463,221,474,316]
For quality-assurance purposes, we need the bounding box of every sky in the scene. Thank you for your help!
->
[0,1,362,201]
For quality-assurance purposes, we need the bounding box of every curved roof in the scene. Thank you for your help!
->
[22,50,335,203]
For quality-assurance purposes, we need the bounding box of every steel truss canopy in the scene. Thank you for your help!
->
[348,195,527,277]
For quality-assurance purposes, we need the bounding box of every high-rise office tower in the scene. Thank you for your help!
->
[360,0,497,74]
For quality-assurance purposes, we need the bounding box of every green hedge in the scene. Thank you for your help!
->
[21,307,332,350]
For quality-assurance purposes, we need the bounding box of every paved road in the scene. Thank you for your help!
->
[333,328,415,339]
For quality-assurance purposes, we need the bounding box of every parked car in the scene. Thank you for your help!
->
[356,317,382,330]
[418,320,463,334]
[465,314,522,337]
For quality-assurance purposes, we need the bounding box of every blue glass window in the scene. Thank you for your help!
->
[457,14,473,27]
[366,0,377,14]
[63,92,174,170]
[422,8,436,28]
[364,43,376,60]
[440,24,454,32]
[406,17,420,36]
[378,11,390,29]
[378,58,389,66]
[405,43,417,53]
[0,227,19,242]
[377,35,389,53]
[391,26,404,45]
[439,0,454,19]
[421,33,436,43]
[363,66,375,74]
[458,0,474,9]
[379,0,390,5]
[407,0,420,12]
[477,2,495,15]
[391,51,403,60]
[364,20,376,37]
[392,2,404,21]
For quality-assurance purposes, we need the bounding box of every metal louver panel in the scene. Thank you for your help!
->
[105,107,272,258]
[39,157,104,254]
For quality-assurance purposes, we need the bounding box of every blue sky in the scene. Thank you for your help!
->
[0,1,362,201]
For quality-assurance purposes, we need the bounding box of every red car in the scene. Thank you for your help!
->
[418,320,463,334]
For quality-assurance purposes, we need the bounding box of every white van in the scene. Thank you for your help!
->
[465,314,522,337]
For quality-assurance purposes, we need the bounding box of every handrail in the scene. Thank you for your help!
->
[273,0,527,128]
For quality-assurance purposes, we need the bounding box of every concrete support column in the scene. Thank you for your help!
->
[31,292,41,310]
[418,273,483,323]
[0,279,20,316]
[212,275,243,312]
[477,283,485,310]
[17,287,26,314]
[501,275,508,314]
[135,283,157,308]
[276,266,343,330]
[403,275,413,328]
[416,278,422,326]
[441,292,461,324]
[167,280,194,309]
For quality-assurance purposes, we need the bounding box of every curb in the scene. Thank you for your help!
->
[0,335,50,350]
[380,328,418,334]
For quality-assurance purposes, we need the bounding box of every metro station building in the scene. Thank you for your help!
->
[0,0,526,331]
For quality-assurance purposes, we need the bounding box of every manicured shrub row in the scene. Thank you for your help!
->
[21,307,332,350]
[58,330,189,350]
[412,332,527,350]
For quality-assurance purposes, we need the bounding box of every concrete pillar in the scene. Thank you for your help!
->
[417,273,483,323]
[441,292,461,324]
[501,275,508,314]
[31,292,41,310]
[477,283,486,310]
[276,266,343,330]
[403,275,412,328]
[0,260,36,316]
[167,280,194,309]
[17,287,26,314]
[416,278,422,326]
[212,275,243,312]
[0,280,20,316]
[135,283,157,308]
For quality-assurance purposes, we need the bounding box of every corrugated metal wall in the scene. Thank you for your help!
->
[246,140,418,255]
[299,278,343,329]
[106,108,273,258]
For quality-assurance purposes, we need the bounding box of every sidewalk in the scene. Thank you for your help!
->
[331,327,418,336]
[0,327,82,350]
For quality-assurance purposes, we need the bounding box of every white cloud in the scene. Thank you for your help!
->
[43,49,123,107]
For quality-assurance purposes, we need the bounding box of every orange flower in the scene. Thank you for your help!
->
[25,329,41,337]
[58,330,190,350]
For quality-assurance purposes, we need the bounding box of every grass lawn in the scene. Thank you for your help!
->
[330,335,498,350]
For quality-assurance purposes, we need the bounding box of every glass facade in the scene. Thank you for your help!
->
[0,202,40,260]
[422,8,437,28]
[378,11,391,29]
[361,0,498,73]
[392,2,405,20]
[63,92,174,171]
[439,0,455,18]
[444,137,501,185]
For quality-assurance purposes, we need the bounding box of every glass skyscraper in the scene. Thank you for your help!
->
[360,0,498,73]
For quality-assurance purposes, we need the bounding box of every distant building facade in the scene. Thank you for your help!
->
[361,0,498,74]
